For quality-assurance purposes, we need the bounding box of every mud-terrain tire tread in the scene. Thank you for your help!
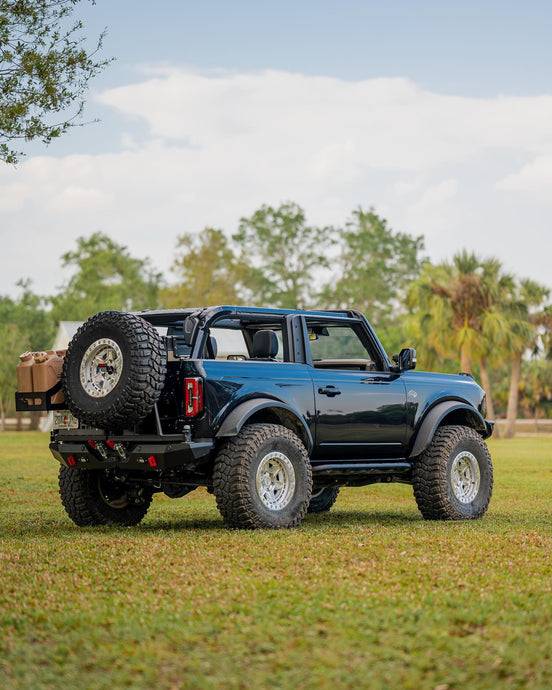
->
[412,424,493,521]
[62,311,166,430]
[59,465,107,526]
[59,466,152,526]
[213,423,312,530]
[308,486,340,513]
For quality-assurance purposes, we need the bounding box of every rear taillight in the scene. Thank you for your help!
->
[184,377,203,417]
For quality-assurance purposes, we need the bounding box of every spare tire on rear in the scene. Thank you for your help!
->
[62,311,166,431]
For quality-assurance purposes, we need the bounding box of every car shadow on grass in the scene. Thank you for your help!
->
[2,509,424,539]
[0,516,227,539]
[5,506,537,539]
[305,509,421,527]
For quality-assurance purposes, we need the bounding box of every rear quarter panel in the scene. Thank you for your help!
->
[183,360,316,439]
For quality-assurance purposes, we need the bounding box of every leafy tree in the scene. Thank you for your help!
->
[233,203,332,309]
[161,228,241,308]
[0,281,54,430]
[518,358,552,421]
[51,232,162,321]
[0,278,55,349]
[0,321,28,430]
[0,0,111,163]
[321,209,424,330]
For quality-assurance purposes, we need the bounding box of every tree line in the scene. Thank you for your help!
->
[1,202,550,436]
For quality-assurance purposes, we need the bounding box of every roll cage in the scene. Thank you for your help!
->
[139,306,393,371]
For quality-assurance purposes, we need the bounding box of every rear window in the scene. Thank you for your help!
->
[209,328,249,359]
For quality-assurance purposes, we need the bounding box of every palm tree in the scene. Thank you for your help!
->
[502,280,549,438]
[407,251,512,423]
[408,254,550,437]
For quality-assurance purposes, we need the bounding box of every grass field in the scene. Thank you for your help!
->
[1,432,551,689]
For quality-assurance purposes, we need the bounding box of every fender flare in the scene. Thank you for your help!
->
[408,401,488,459]
[215,397,313,453]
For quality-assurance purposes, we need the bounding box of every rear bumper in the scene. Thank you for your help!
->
[50,430,215,471]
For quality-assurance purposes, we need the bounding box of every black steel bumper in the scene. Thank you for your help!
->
[50,430,215,471]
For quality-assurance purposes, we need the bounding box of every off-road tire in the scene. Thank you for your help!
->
[59,466,153,526]
[213,423,312,529]
[62,311,166,431]
[307,486,340,513]
[412,425,493,520]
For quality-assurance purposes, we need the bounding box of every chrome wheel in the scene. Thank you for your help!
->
[80,338,123,398]
[255,451,296,511]
[451,450,481,503]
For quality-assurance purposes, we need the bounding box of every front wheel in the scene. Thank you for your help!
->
[213,423,312,529]
[412,425,493,520]
[59,466,153,527]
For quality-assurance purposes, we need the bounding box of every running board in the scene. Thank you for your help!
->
[310,460,413,487]
[311,461,412,476]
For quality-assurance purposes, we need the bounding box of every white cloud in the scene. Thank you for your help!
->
[49,186,107,213]
[408,179,458,214]
[496,155,552,199]
[98,69,552,172]
[1,67,552,298]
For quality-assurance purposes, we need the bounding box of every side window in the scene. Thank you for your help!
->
[209,328,249,359]
[306,321,379,371]
[207,318,288,361]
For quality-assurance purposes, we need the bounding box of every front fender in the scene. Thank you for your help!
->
[408,401,489,459]
[215,397,314,453]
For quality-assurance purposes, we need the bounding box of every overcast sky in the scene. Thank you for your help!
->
[1,0,552,299]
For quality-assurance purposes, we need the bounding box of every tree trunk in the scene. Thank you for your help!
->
[0,396,5,432]
[478,357,499,437]
[460,342,472,373]
[504,353,522,439]
[29,411,42,431]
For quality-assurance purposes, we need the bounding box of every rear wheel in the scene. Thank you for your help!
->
[412,425,493,520]
[213,423,312,529]
[59,466,153,527]
[307,486,340,513]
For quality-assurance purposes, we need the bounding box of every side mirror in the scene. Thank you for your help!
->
[391,347,417,372]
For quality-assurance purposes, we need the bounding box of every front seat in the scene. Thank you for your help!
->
[251,330,279,361]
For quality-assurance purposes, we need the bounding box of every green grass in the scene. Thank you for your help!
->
[1,432,552,689]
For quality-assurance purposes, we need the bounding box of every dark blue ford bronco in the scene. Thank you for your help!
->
[18,306,494,529]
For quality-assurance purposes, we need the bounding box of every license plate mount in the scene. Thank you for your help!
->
[53,411,79,430]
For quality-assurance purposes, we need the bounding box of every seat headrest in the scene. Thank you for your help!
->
[252,330,279,359]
